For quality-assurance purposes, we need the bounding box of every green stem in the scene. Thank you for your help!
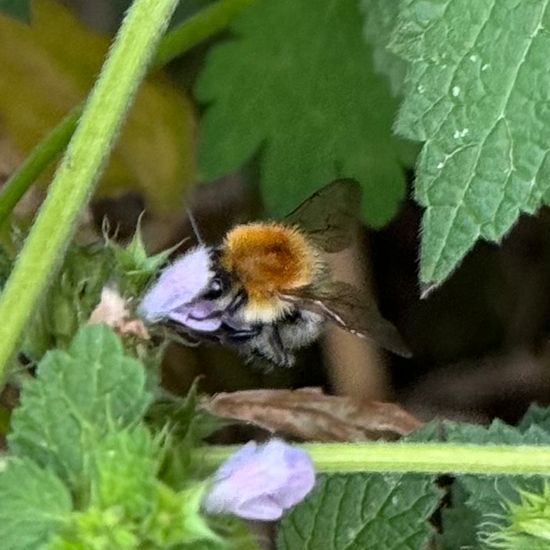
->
[0,0,255,227]
[0,0,179,382]
[154,0,255,66]
[0,107,81,225]
[200,443,550,476]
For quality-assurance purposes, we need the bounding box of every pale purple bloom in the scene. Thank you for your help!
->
[138,246,223,331]
[202,439,316,521]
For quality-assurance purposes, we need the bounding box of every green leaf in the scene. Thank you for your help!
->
[51,426,218,549]
[439,482,482,550]
[52,428,158,548]
[53,485,219,549]
[52,426,214,549]
[276,473,441,550]
[0,458,72,550]
[90,427,158,520]
[51,506,141,549]
[144,483,217,547]
[360,0,419,170]
[9,325,151,490]
[519,404,550,435]
[196,0,408,228]
[391,0,550,285]
[148,380,223,444]
[0,0,32,23]
[150,381,224,489]
[361,0,407,97]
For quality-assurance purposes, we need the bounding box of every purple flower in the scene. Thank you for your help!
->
[138,246,223,332]
[202,439,316,521]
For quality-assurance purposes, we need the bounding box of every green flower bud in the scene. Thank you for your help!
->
[484,483,550,549]
[107,220,182,297]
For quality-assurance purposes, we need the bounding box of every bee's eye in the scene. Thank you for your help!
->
[203,277,224,300]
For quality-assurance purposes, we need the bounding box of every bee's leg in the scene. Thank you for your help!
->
[171,333,202,347]
[164,327,204,347]
[221,323,261,342]
[271,325,285,354]
[251,311,323,368]
[259,325,295,368]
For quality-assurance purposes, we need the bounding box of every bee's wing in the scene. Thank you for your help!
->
[283,282,412,358]
[284,179,362,253]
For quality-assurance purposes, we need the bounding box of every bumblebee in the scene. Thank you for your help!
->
[139,179,411,367]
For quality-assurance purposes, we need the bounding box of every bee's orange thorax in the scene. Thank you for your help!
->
[221,223,319,310]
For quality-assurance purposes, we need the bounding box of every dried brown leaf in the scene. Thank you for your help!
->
[200,387,422,442]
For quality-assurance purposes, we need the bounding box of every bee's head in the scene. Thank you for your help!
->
[138,245,233,331]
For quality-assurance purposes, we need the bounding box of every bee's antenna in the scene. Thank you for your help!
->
[186,207,204,245]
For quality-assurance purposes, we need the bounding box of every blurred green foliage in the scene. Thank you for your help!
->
[0,0,32,23]
[196,0,411,228]
[0,0,196,216]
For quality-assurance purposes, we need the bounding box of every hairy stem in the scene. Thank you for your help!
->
[200,442,550,476]
[0,0,256,227]
[0,0,180,382]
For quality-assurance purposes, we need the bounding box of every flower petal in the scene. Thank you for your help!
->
[236,496,285,521]
[138,246,212,321]
[202,439,316,521]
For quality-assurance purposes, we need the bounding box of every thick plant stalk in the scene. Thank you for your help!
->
[201,442,550,476]
[0,0,180,383]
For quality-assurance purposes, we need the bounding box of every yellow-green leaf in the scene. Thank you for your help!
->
[0,0,195,214]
